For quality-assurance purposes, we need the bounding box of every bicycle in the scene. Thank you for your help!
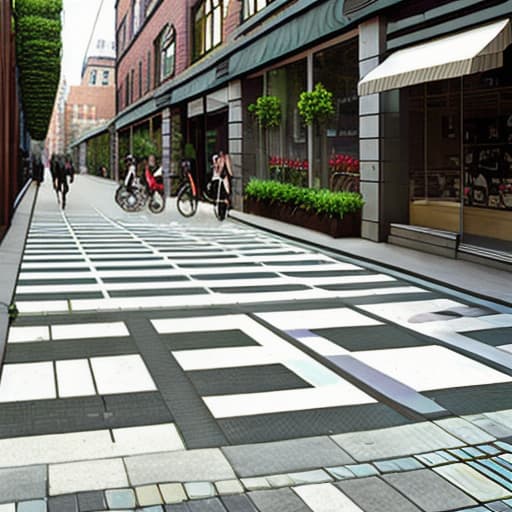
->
[203,170,233,221]
[174,160,199,217]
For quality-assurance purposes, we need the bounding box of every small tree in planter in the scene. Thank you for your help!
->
[248,95,282,180]
[298,83,335,188]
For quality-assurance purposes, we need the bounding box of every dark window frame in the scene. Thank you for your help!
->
[192,0,223,61]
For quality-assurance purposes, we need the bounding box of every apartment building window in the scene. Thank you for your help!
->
[242,0,273,19]
[118,18,127,53]
[89,70,97,85]
[161,25,176,81]
[146,51,151,92]
[124,74,129,107]
[130,69,135,103]
[145,0,159,16]
[102,70,110,85]
[132,0,142,36]
[193,0,222,61]
[139,61,143,97]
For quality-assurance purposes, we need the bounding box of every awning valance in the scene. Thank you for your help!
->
[358,19,512,96]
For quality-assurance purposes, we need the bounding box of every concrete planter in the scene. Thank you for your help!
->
[244,198,361,238]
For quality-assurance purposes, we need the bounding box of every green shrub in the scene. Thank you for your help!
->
[244,179,363,219]
[15,0,63,141]
[297,83,335,126]
[248,95,281,128]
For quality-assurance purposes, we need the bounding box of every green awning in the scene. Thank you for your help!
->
[115,98,158,130]
[229,0,347,77]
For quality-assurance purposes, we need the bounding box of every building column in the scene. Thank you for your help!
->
[110,124,118,181]
[359,17,406,241]
[161,107,171,198]
[228,80,243,209]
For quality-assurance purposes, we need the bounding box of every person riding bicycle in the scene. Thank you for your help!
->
[214,150,233,207]
[124,154,137,189]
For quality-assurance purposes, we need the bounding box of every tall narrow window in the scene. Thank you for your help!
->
[132,0,141,36]
[146,50,151,92]
[130,69,135,103]
[102,70,109,85]
[139,61,143,97]
[193,0,223,60]
[89,70,97,85]
[160,25,176,82]
[242,0,272,20]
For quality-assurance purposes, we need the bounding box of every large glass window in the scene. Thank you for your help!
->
[193,0,223,60]
[154,25,176,85]
[265,59,308,186]
[314,38,359,189]
[242,0,273,20]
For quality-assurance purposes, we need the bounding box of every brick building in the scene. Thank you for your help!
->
[102,0,512,262]
[64,55,116,152]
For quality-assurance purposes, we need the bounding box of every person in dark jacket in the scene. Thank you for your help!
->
[54,154,74,209]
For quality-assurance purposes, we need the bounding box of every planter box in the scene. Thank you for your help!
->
[244,198,361,238]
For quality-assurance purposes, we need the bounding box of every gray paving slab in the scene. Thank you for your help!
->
[105,488,136,508]
[184,482,216,500]
[77,490,107,511]
[383,469,478,511]
[48,494,79,512]
[247,488,311,512]
[435,417,496,444]
[221,494,259,512]
[0,465,47,502]
[331,422,462,462]
[464,414,512,439]
[335,476,421,512]
[187,498,227,512]
[222,436,354,477]
[125,449,236,485]
[287,469,333,485]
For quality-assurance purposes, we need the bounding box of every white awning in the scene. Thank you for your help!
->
[358,19,512,96]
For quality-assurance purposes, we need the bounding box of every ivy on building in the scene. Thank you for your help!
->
[15,0,63,141]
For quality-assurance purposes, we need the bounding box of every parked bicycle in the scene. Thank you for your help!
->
[174,159,199,217]
[115,155,165,214]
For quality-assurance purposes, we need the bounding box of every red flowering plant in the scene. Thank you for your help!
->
[269,156,308,187]
[329,154,360,174]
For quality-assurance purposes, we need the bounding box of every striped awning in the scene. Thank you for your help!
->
[358,19,512,96]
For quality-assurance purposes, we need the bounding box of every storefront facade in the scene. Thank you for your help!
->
[351,0,512,255]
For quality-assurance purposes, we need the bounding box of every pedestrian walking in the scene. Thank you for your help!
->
[53,154,74,209]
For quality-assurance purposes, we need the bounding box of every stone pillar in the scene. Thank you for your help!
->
[228,80,243,209]
[161,107,171,198]
[358,18,407,241]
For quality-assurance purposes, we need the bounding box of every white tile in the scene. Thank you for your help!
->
[353,345,512,391]
[500,344,512,353]
[293,335,350,357]
[91,355,156,394]
[112,423,184,453]
[49,458,128,495]
[51,321,129,340]
[293,483,363,511]
[335,286,428,298]
[204,384,374,418]
[0,504,15,512]
[16,301,69,313]
[16,284,101,294]
[258,308,382,330]
[7,325,50,343]
[0,362,56,402]
[56,359,96,398]
[434,463,512,501]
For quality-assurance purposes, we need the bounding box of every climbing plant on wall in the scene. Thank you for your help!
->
[15,0,63,141]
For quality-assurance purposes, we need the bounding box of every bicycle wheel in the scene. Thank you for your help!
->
[115,185,139,212]
[148,190,165,214]
[176,184,198,217]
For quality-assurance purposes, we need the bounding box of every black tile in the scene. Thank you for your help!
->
[425,382,512,416]
[188,364,311,396]
[464,327,512,347]
[15,291,104,301]
[161,329,259,351]
[77,490,106,511]
[102,275,189,283]
[210,284,309,294]
[108,288,208,297]
[219,403,413,445]
[312,325,430,351]
[49,494,79,512]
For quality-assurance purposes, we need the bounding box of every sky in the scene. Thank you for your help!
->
[61,0,116,86]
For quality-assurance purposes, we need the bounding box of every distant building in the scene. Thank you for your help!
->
[64,51,116,152]
[46,77,68,157]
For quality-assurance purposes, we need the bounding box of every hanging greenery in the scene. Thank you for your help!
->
[15,0,63,141]
[248,95,282,128]
[132,132,159,162]
[297,83,335,126]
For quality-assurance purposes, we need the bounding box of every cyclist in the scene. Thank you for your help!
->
[214,150,233,206]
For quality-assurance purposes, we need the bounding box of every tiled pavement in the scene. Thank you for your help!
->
[2,176,512,509]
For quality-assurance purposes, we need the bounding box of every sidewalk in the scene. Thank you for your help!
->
[229,210,512,308]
